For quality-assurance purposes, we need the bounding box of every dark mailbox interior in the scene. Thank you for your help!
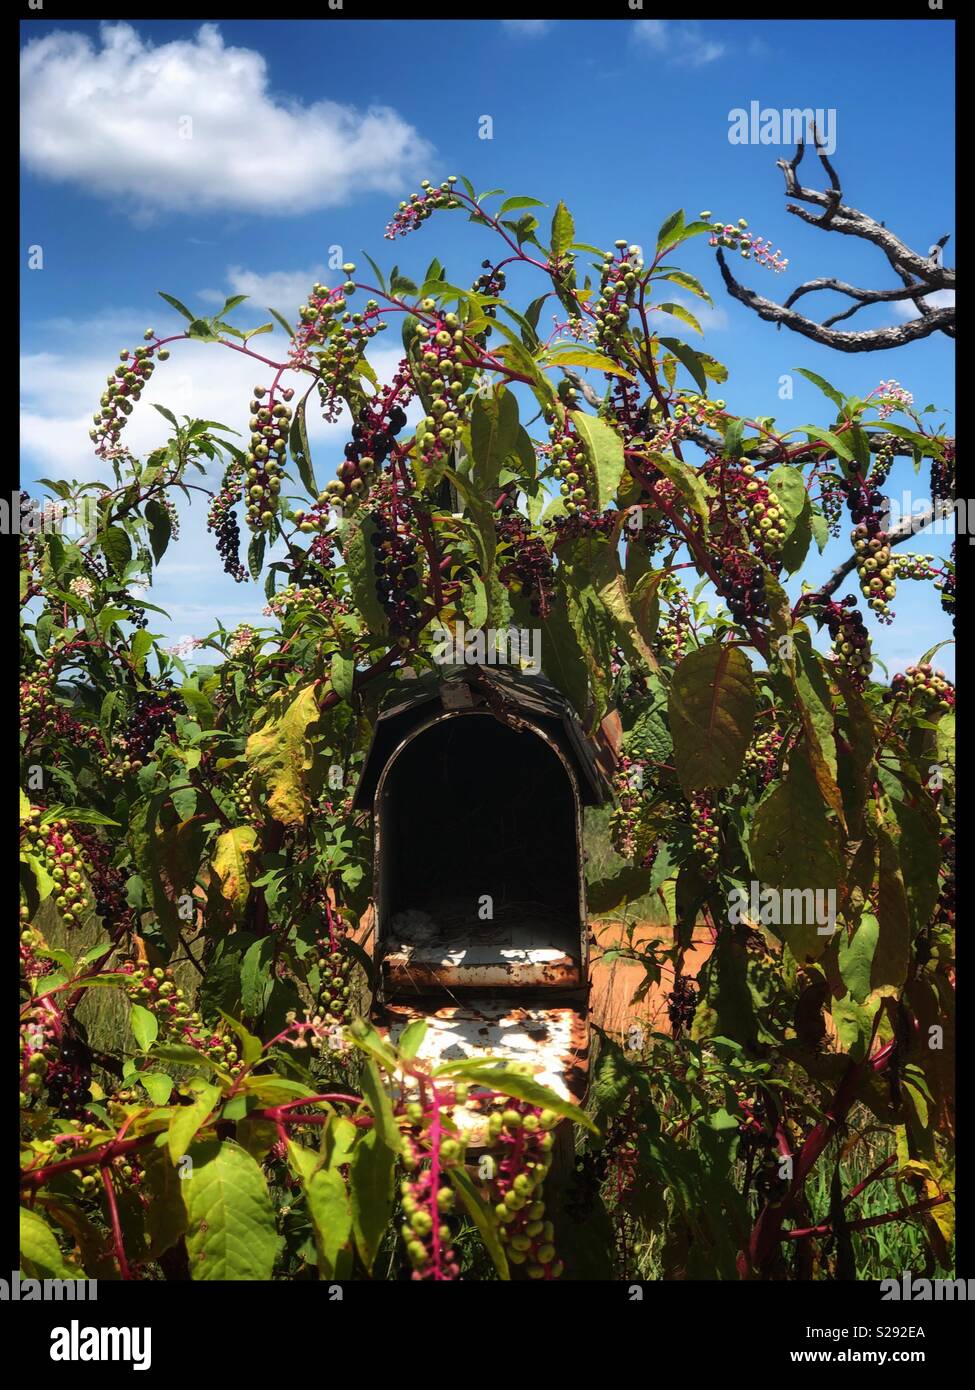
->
[378,712,583,984]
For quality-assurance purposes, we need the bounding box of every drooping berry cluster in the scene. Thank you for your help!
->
[889,663,955,717]
[706,215,788,271]
[312,903,355,1025]
[609,756,659,866]
[20,658,104,756]
[593,241,643,353]
[322,390,409,509]
[207,458,247,581]
[938,545,955,625]
[711,548,770,626]
[118,683,183,763]
[546,507,617,544]
[851,520,896,622]
[495,491,554,617]
[409,309,472,474]
[226,769,258,824]
[690,792,720,876]
[19,1007,59,1107]
[290,273,388,425]
[398,1096,465,1281]
[487,1099,563,1279]
[821,597,873,686]
[546,413,593,517]
[91,330,169,456]
[44,1032,94,1120]
[658,577,692,662]
[666,972,699,1038]
[244,386,293,534]
[470,260,507,343]
[73,826,135,936]
[20,808,92,928]
[728,463,788,563]
[385,176,461,238]
[369,478,423,638]
[930,446,955,507]
[742,724,784,788]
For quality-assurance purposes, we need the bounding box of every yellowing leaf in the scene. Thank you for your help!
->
[245,683,319,825]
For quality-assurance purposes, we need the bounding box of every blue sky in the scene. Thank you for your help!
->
[20,16,955,675]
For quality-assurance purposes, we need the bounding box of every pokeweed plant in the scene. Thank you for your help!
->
[20,176,954,1281]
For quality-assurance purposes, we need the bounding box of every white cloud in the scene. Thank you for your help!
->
[502,20,553,37]
[199,265,329,314]
[20,22,435,218]
[892,289,955,321]
[632,20,726,67]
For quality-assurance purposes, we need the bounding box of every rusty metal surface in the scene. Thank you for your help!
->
[379,996,590,1145]
[382,911,580,991]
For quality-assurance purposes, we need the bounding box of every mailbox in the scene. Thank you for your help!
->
[353,664,609,1130]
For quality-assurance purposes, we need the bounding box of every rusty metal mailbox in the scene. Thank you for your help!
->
[352,664,608,1131]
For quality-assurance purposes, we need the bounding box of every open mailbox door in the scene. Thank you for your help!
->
[353,667,607,1140]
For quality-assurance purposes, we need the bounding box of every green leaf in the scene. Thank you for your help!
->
[144,498,172,565]
[330,652,355,704]
[669,643,756,794]
[448,1166,509,1279]
[433,1061,597,1131]
[141,1072,175,1106]
[157,291,195,322]
[794,368,845,411]
[101,526,132,576]
[268,307,295,339]
[289,399,318,498]
[168,1081,222,1164]
[658,337,708,395]
[569,410,625,512]
[767,466,807,542]
[500,195,546,215]
[359,1058,401,1153]
[656,208,685,255]
[657,302,703,336]
[182,1138,282,1279]
[397,1018,428,1061]
[340,516,389,639]
[838,912,879,1004]
[541,346,635,380]
[471,388,520,494]
[648,450,711,527]
[287,1142,352,1278]
[349,1128,396,1274]
[20,1207,80,1279]
[130,1002,159,1053]
[550,201,575,259]
[801,426,854,464]
[654,267,713,304]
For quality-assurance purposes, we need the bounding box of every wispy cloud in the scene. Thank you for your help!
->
[21,22,434,219]
[199,266,329,314]
[891,289,955,321]
[632,19,726,68]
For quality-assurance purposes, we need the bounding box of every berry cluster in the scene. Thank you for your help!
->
[821,598,873,685]
[122,962,243,1071]
[369,481,423,638]
[398,1101,465,1280]
[546,414,593,516]
[118,683,183,763]
[44,1033,93,1120]
[207,459,247,582]
[384,176,461,238]
[312,904,355,1025]
[851,520,896,622]
[226,770,258,823]
[91,330,169,456]
[690,793,720,876]
[73,826,135,935]
[667,972,699,1038]
[706,216,788,271]
[409,310,472,474]
[19,1007,59,1106]
[930,447,955,506]
[20,808,92,928]
[593,241,643,353]
[290,274,388,424]
[743,724,784,788]
[322,391,409,509]
[495,491,554,617]
[487,1098,563,1279]
[546,507,617,544]
[731,463,788,563]
[244,386,293,534]
[470,260,507,343]
[889,663,955,717]
[658,576,692,662]
[712,549,770,626]
[891,552,939,582]
[874,379,914,420]
[609,757,659,866]
[938,546,955,625]
[20,658,106,755]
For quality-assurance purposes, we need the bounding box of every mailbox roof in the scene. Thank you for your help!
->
[352,664,609,810]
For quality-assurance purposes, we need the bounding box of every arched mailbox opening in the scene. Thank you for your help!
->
[353,666,608,1130]
[376,710,585,994]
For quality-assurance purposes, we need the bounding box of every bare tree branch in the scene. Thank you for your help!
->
[715,127,954,350]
